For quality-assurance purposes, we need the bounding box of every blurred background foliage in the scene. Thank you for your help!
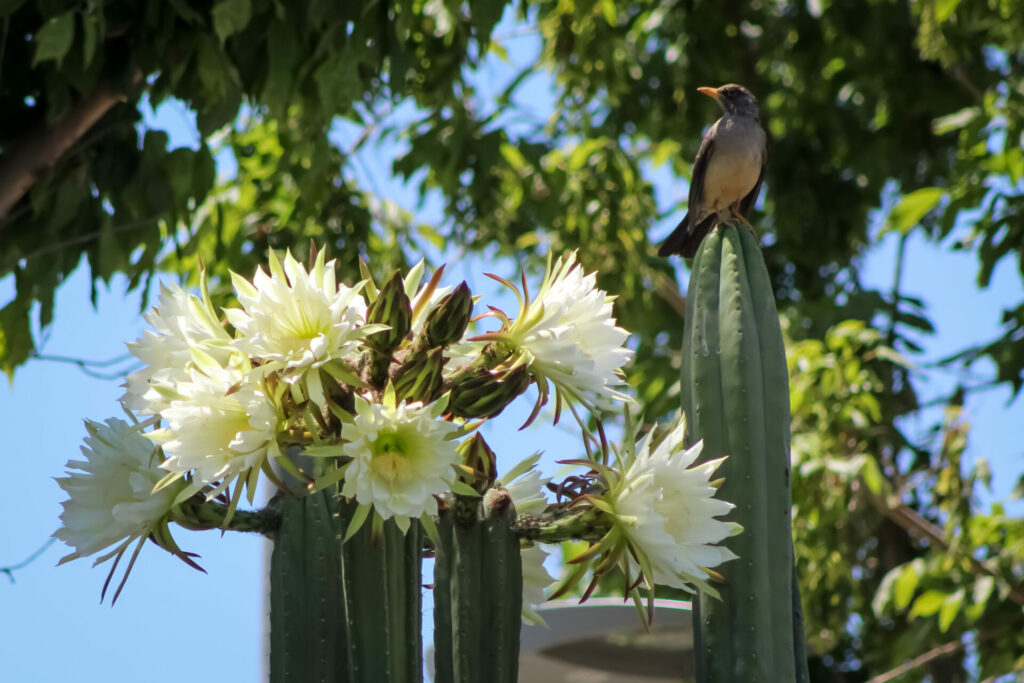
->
[1,0,1022,679]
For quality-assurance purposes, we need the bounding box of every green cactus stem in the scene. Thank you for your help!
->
[433,490,522,683]
[268,491,422,683]
[680,225,809,682]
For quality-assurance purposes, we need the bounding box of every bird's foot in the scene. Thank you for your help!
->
[729,209,760,242]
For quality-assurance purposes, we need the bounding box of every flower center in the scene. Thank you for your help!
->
[371,432,412,484]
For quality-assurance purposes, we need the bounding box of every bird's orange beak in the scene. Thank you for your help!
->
[697,86,721,100]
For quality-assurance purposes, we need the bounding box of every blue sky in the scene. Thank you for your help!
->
[2,11,1022,683]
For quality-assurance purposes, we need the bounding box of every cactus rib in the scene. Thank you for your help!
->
[682,226,805,681]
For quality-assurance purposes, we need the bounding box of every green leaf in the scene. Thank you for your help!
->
[872,566,899,615]
[33,11,76,67]
[935,0,962,22]
[1011,474,1024,501]
[938,588,964,632]
[499,142,529,172]
[211,0,252,44]
[515,232,540,249]
[567,138,607,170]
[168,0,204,23]
[597,0,617,24]
[966,576,993,622]
[884,187,945,235]
[196,36,231,98]
[417,223,445,249]
[651,140,682,169]
[313,48,360,115]
[489,39,509,62]
[0,298,33,381]
[302,443,347,458]
[894,559,922,610]
[0,0,27,18]
[81,12,99,66]
[263,22,298,116]
[860,454,886,495]
[909,589,947,619]
[932,106,979,135]
[450,480,481,497]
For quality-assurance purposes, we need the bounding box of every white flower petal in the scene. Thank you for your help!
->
[613,421,736,589]
[340,396,461,522]
[505,252,632,406]
[156,365,278,492]
[521,544,558,625]
[54,419,182,562]
[121,283,233,414]
[226,250,369,404]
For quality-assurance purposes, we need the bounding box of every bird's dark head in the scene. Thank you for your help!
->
[698,84,759,119]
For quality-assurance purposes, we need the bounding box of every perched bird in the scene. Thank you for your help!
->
[658,84,767,258]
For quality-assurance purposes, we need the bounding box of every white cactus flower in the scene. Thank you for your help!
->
[340,390,460,523]
[225,249,373,408]
[151,363,280,498]
[498,251,632,410]
[122,282,233,415]
[611,420,737,591]
[54,418,183,563]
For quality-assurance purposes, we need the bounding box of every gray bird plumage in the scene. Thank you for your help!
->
[658,84,767,258]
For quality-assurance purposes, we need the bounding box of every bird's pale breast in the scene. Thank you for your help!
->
[700,117,765,212]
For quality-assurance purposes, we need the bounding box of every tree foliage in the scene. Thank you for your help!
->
[2,0,1022,679]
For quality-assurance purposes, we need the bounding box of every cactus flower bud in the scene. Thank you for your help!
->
[366,272,412,354]
[448,365,530,419]
[456,433,498,495]
[392,347,445,404]
[423,281,473,348]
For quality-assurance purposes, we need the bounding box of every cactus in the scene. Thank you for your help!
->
[433,491,522,683]
[269,491,348,683]
[268,491,422,683]
[680,225,809,681]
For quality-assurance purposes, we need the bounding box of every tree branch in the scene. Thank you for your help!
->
[868,492,1024,606]
[653,269,687,318]
[867,638,964,683]
[0,70,141,226]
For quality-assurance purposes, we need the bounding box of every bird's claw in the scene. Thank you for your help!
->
[721,209,757,242]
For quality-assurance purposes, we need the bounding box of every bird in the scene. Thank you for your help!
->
[658,84,767,258]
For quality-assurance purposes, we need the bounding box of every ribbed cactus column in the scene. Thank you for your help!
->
[680,225,809,681]
[269,490,348,682]
[269,491,423,683]
[433,491,522,683]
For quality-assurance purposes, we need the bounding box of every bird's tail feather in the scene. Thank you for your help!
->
[657,214,716,258]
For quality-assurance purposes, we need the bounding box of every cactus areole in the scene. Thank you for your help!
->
[680,225,810,682]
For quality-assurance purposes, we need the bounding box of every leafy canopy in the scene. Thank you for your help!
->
[2,0,1023,679]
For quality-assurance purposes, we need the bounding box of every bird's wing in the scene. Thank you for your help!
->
[738,149,766,219]
[688,131,714,218]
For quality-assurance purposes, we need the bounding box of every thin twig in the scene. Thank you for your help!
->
[29,351,139,380]
[1,538,57,583]
[916,380,1004,409]
[867,638,964,683]
[31,352,134,368]
[3,214,164,267]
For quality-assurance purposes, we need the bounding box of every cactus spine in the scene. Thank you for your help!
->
[680,225,809,681]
